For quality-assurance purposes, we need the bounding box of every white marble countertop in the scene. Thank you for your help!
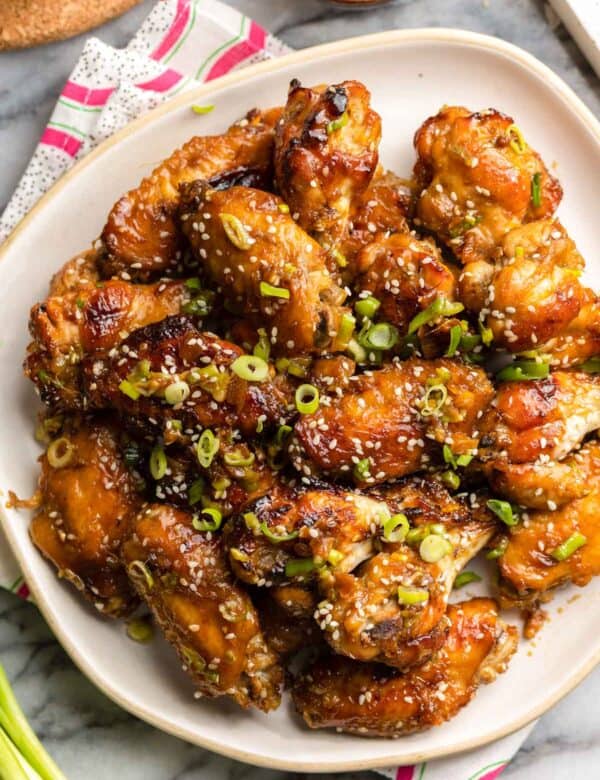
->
[1,1,599,778]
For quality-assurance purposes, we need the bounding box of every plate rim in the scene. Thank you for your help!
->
[2,27,600,772]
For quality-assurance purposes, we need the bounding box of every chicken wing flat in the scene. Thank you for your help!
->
[26,273,189,410]
[479,370,600,464]
[318,479,496,668]
[498,485,600,602]
[292,358,494,485]
[180,182,350,355]
[274,79,381,258]
[414,106,562,265]
[82,315,292,439]
[355,233,457,333]
[293,598,518,736]
[121,503,282,710]
[30,415,139,617]
[101,108,281,280]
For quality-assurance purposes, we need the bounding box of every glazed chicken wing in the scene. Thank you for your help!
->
[30,415,140,617]
[101,108,281,280]
[293,599,518,736]
[414,106,562,265]
[291,358,494,485]
[179,182,350,355]
[274,79,381,258]
[121,503,282,710]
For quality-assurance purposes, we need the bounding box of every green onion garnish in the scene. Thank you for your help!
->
[445,324,462,357]
[419,534,453,563]
[355,296,381,320]
[126,618,154,643]
[486,539,509,560]
[185,277,202,291]
[295,384,320,414]
[326,111,349,134]
[333,249,347,268]
[397,586,429,605]
[551,531,587,561]
[382,513,409,543]
[507,123,526,154]
[531,172,542,208]
[454,571,482,589]
[259,281,290,300]
[347,337,368,363]
[496,359,549,382]
[479,321,494,346]
[149,445,167,480]
[285,558,317,578]
[408,297,464,335]
[196,429,219,468]
[442,445,472,469]
[220,213,253,250]
[420,383,448,417]
[278,203,290,214]
[127,560,154,590]
[182,291,214,317]
[338,313,355,343]
[276,424,292,445]
[359,322,399,351]
[119,379,140,401]
[259,522,299,543]
[223,450,255,467]
[441,470,461,490]
[191,104,215,115]
[46,437,74,470]
[164,380,190,405]
[231,354,269,382]
[188,478,205,506]
[487,499,519,527]
[353,457,371,481]
[192,507,222,533]
[253,328,270,362]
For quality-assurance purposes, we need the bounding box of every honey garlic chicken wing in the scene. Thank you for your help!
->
[355,233,457,333]
[274,79,381,256]
[121,503,282,710]
[180,182,350,355]
[292,358,494,485]
[293,599,517,736]
[30,416,140,617]
[82,315,292,439]
[479,371,600,464]
[414,107,562,265]
[318,480,496,668]
[101,108,281,280]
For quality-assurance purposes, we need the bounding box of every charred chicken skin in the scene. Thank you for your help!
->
[293,599,518,736]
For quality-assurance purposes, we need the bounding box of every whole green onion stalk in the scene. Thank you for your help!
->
[0,664,65,779]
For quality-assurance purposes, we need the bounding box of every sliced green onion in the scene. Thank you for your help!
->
[441,470,461,490]
[496,359,549,382]
[442,444,471,469]
[382,513,409,543]
[192,507,223,533]
[454,571,482,589]
[487,499,519,527]
[486,539,509,560]
[191,104,214,114]
[127,560,154,590]
[196,429,219,468]
[507,123,526,154]
[460,333,482,352]
[355,296,381,320]
[259,281,290,300]
[397,586,429,605]
[259,522,299,543]
[46,437,74,469]
[119,379,140,401]
[164,380,190,405]
[278,203,290,214]
[408,297,464,335]
[231,354,269,382]
[333,249,347,268]
[531,172,542,208]
[149,445,167,480]
[580,357,600,374]
[359,322,399,351]
[188,478,204,506]
[126,618,154,643]
[285,558,317,578]
[338,312,355,343]
[354,458,371,481]
[479,321,494,346]
[347,337,368,363]
[224,449,255,467]
[220,213,253,250]
[182,291,214,317]
[295,384,320,414]
[185,277,202,291]
[327,111,348,134]
[449,214,482,238]
[419,534,453,563]
[551,531,587,561]
[253,328,270,362]
[445,324,462,357]
[327,549,344,566]
[420,383,448,417]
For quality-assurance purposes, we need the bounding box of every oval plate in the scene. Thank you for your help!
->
[1,29,599,773]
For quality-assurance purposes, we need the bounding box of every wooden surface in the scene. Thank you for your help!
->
[0,0,143,50]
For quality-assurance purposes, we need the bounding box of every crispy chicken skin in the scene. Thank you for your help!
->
[121,503,283,710]
[293,599,518,736]
[355,233,457,332]
[274,80,381,256]
[479,371,600,464]
[414,107,562,264]
[292,358,494,485]
[26,273,189,409]
[101,108,281,280]
[179,182,350,355]
[499,486,600,601]
[82,315,292,438]
[319,480,496,668]
[30,416,139,617]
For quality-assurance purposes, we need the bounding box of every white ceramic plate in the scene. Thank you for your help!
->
[1,29,600,773]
